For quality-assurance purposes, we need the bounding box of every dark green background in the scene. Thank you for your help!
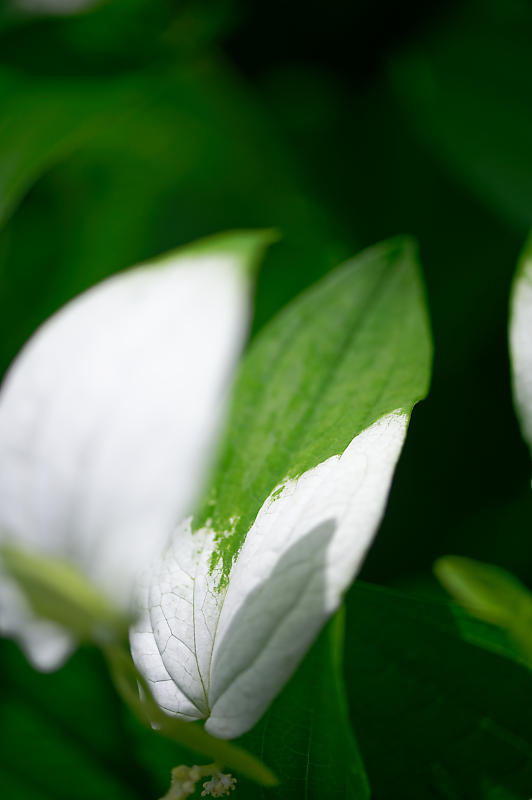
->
[1,1,532,797]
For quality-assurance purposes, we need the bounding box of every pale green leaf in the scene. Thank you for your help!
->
[435,556,532,669]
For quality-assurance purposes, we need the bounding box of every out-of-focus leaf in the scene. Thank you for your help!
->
[0,59,350,373]
[4,0,99,19]
[0,640,154,800]
[435,555,532,668]
[0,0,180,68]
[0,68,150,227]
[390,6,532,231]
[345,581,532,799]
[510,232,532,453]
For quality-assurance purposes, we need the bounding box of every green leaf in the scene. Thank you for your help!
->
[236,610,370,799]
[195,235,432,579]
[435,556,532,669]
[345,581,532,799]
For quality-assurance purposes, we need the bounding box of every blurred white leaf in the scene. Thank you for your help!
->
[0,230,270,669]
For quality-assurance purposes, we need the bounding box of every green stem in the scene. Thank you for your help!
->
[104,643,278,787]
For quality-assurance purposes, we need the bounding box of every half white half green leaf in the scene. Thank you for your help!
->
[131,237,433,739]
[0,229,272,670]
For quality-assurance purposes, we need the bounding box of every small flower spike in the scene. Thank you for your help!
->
[202,772,237,798]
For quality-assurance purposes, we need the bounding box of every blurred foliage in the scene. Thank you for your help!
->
[2,0,532,797]
[345,582,532,799]
[435,555,532,668]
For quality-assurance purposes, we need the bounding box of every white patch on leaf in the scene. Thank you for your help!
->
[131,410,408,738]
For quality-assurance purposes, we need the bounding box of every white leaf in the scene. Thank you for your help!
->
[510,245,532,451]
[131,411,408,738]
[0,233,260,667]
